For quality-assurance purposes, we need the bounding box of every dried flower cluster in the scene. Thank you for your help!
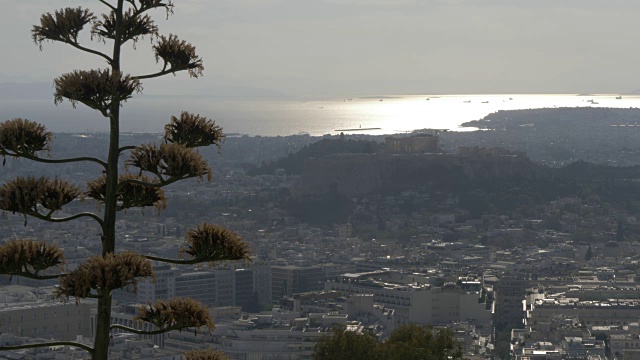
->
[0,240,64,278]
[136,298,214,334]
[56,252,154,300]
[32,7,94,48]
[181,223,250,263]
[153,34,203,78]
[86,174,167,212]
[0,176,80,214]
[164,112,224,149]
[125,0,174,15]
[184,349,230,360]
[0,118,52,157]
[92,9,158,45]
[3,1,248,358]
[127,143,212,181]
[54,69,142,113]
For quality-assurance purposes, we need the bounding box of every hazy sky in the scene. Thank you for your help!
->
[2,0,640,96]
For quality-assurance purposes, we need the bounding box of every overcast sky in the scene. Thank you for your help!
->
[2,0,640,97]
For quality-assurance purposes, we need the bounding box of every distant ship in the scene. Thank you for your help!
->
[481,101,489,104]
[463,100,471,103]
[616,95,622,100]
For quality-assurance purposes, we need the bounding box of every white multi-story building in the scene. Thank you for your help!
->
[526,298,640,328]
[113,263,175,305]
[175,269,236,307]
[0,286,95,341]
[325,271,491,326]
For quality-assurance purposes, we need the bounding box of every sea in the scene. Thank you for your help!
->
[2,94,640,136]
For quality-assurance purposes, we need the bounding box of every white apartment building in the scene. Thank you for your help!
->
[0,296,95,341]
[325,271,490,326]
[175,269,236,307]
[526,298,640,328]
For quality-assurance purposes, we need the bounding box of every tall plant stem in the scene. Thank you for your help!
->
[93,1,124,359]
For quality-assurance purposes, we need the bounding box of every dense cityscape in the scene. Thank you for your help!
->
[2,106,640,359]
[3,0,640,359]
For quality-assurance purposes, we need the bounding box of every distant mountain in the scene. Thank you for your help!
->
[0,82,54,100]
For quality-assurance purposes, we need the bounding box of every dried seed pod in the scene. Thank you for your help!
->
[54,69,142,113]
[0,240,65,277]
[180,223,250,263]
[125,0,174,15]
[0,118,52,156]
[153,34,203,78]
[56,252,155,300]
[92,9,158,45]
[164,112,224,148]
[0,176,80,214]
[86,173,167,212]
[40,177,82,212]
[136,297,214,334]
[32,7,95,48]
[127,143,211,181]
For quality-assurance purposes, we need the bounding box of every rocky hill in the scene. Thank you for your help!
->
[292,152,537,198]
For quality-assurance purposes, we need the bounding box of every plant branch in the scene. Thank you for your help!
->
[110,324,181,335]
[68,42,114,66]
[3,151,107,169]
[28,211,106,230]
[133,67,185,80]
[99,0,116,11]
[118,145,137,154]
[128,1,174,19]
[15,272,66,280]
[144,254,206,265]
[0,341,93,354]
[116,174,197,192]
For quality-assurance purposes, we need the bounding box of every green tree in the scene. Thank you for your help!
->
[379,324,463,360]
[616,221,625,241]
[313,325,379,360]
[434,277,446,287]
[0,2,249,360]
[313,324,462,360]
[573,228,594,243]
[459,189,494,218]
[585,245,593,261]
[493,329,512,360]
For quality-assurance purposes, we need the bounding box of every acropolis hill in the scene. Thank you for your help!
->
[293,135,536,198]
